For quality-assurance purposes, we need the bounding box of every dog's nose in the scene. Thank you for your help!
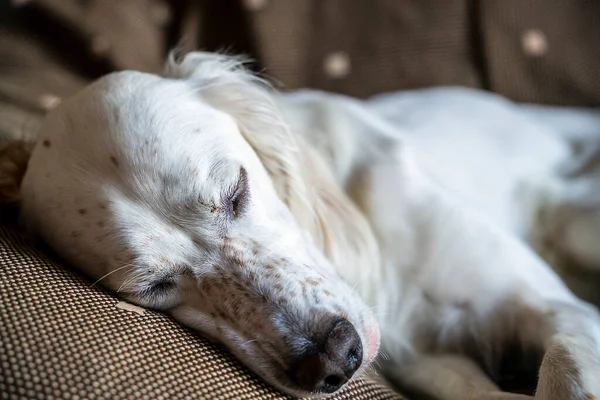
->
[293,318,363,393]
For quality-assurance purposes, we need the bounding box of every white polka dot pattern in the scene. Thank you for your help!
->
[0,227,402,400]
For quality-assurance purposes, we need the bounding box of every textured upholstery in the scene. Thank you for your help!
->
[0,226,403,399]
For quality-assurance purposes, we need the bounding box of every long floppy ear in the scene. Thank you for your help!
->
[165,52,380,289]
[164,51,302,204]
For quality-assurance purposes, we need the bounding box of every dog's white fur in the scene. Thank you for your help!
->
[3,52,600,399]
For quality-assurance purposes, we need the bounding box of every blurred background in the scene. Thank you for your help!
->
[1,0,600,143]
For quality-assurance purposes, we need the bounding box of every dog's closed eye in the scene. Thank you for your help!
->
[223,167,249,219]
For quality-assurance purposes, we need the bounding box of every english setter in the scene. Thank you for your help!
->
[2,52,600,399]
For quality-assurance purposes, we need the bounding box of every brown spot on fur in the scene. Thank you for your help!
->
[323,289,332,297]
[274,284,283,292]
[78,208,87,215]
[585,394,595,400]
[42,140,51,148]
[306,278,319,286]
[110,155,119,167]
[265,264,275,270]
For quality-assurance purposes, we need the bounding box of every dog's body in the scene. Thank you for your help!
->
[279,88,600,399]
[4,53,600,399]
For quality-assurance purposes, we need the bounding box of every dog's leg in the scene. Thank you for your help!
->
[535,175,600,306]
[533,300,600,400]
[383,353,532,400]
[534,135,600,275]
[538,174,600,273]
[386,297,600,400]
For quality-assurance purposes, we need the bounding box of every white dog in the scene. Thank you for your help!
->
[2,52,600,399]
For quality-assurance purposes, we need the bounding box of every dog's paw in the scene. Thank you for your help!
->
[535,341,600,400]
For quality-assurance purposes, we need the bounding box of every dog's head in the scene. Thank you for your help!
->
[18,52,379,397]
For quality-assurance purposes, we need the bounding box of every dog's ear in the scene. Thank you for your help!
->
[165,53,380,281]
[164,51,301,203]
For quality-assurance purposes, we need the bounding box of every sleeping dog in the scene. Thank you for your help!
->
[1,52,599,399]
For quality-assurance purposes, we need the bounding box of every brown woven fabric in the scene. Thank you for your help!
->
[479,0,600,106]
[0,226,403,399]
[247,0,482,98]
[241,0,600,105]
[3,0,600,119]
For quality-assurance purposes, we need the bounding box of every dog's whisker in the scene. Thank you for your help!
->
[365,363,380,375]
[117,276,136,293]
[372,312,390,317]
[117,269,145,293]
[90,264,135,287]
[241,339,258,347]
[380,350,391,361]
